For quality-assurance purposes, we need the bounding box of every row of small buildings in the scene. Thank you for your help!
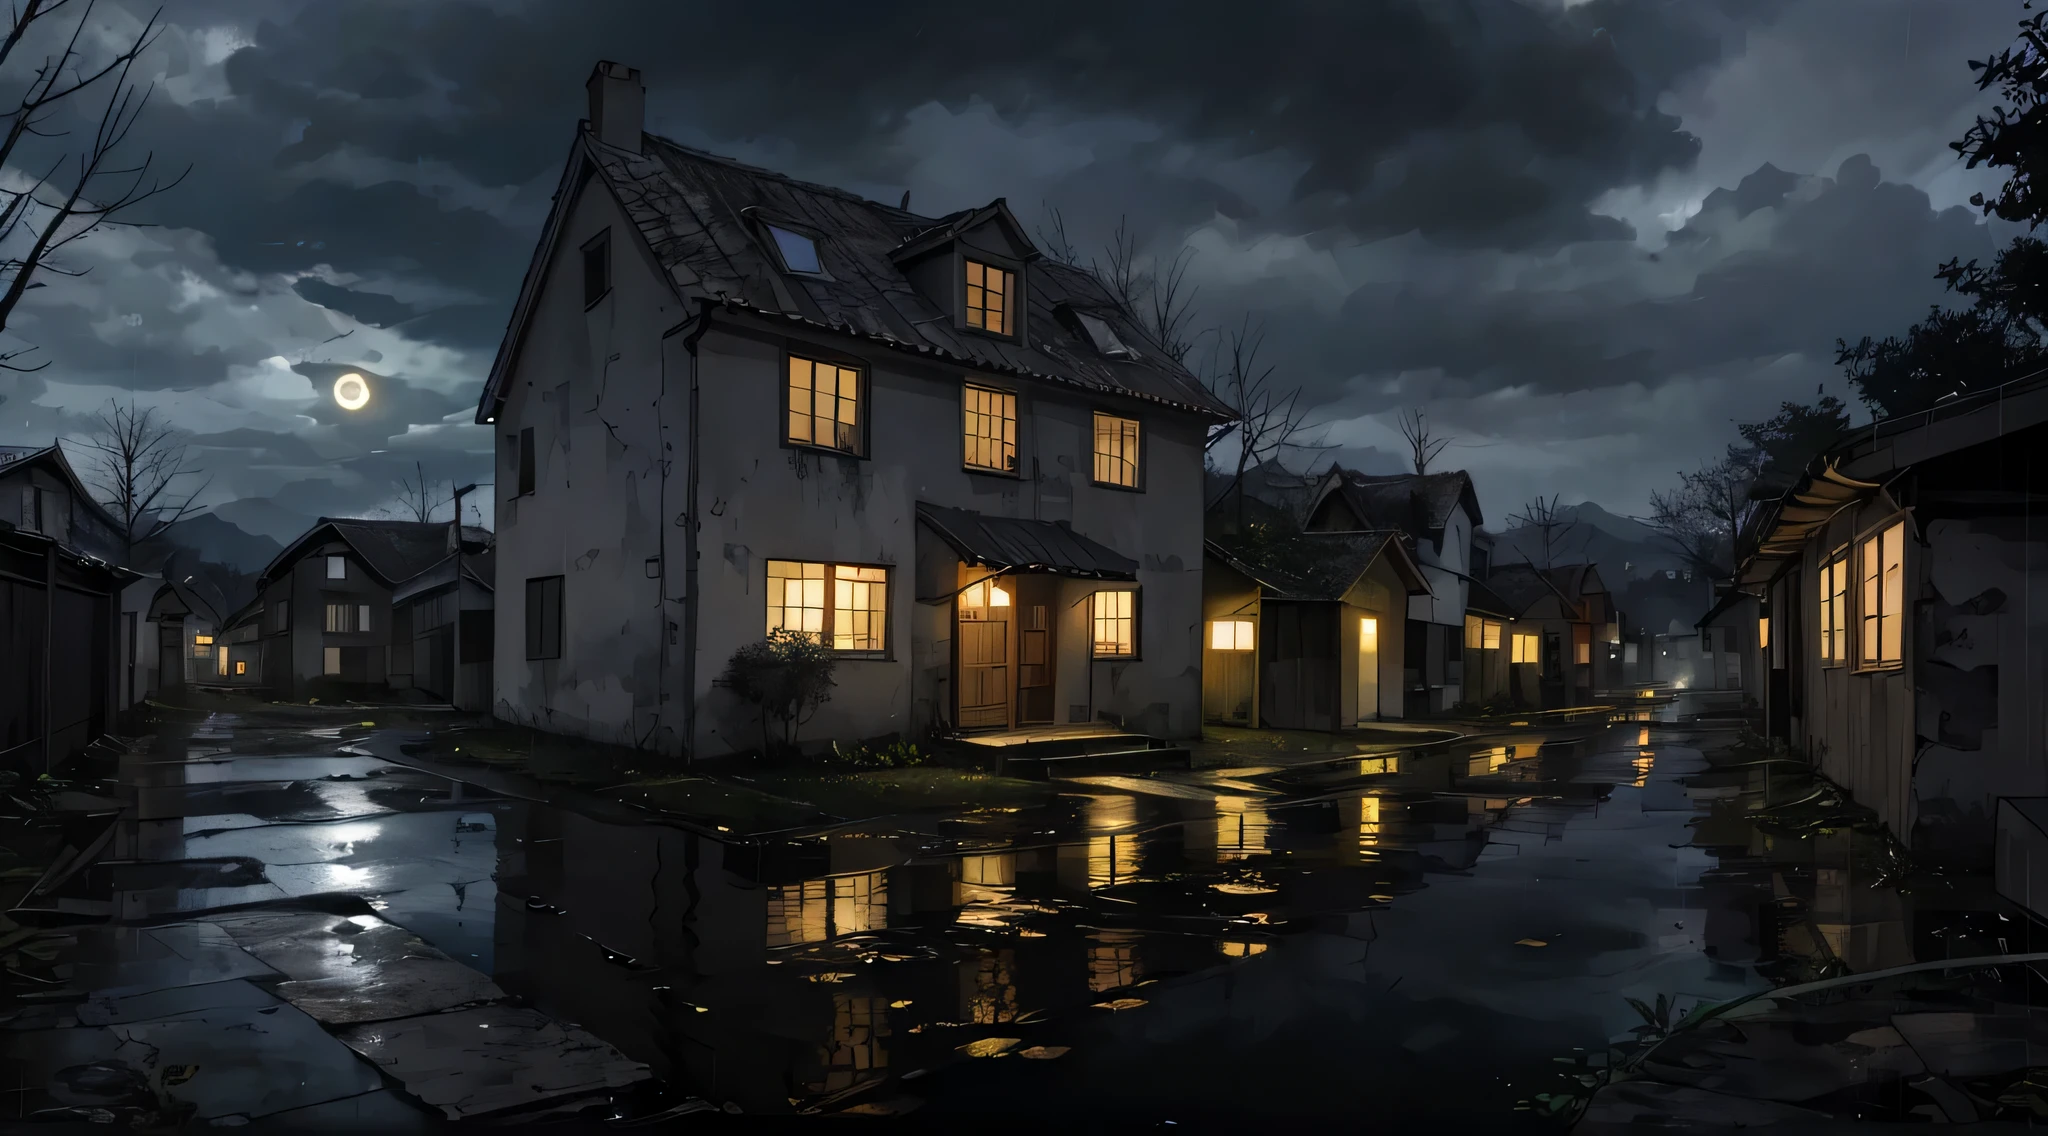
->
[2,61,1684,774]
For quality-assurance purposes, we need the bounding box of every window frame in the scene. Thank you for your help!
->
[514,427,537,497]
[582,228,611,309]
[326,555,346,580]
[960,253,1024,341]
[1817,549,1849,667]
[1854,518,1907,673]
[526,575,564,662]
[782,349,869,459]
[1509,632,1539,665]
[1090,410,1145,492]
[753,214,832,280]
[763,559,892,656]
[961,381,1020,477]
[1209,618,1255,652]
[1090,587,1140,660]
[322,646,342,676]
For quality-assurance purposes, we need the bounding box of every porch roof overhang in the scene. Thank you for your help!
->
[915,502,1138,579]
[1734,463,1884,589]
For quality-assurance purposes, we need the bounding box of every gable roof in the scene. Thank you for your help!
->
[0,442,131,560]
[1484,563,1573,617]
[1309,467,1484,537]
[477,127,1233,426]
[1695,588,1756,630]
[391,547,496,605]
[262,518,476,590]
[1205,531,1431,602]
[1736,369,2048,589]
[1465,577,1520,620]
[1544,563,1605,602]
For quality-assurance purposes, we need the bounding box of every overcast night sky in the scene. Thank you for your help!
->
[0,0,2026,540]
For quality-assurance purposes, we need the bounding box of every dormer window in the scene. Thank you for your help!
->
[1074,311,1138,360]
[767,225,821,275]
[965,260,1013,336]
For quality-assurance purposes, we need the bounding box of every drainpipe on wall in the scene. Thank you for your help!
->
[663,302,713,760]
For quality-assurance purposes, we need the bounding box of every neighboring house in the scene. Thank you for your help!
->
[476,63,1233,757]
[145,571,232,692]
[0,443,146,771]
[1460,577,1520,708]
[1734,373,2048,886]
[1302,468,1483,715]
[390,547,496,711]
[1483,562,1616,710]
[1201,532,1430,730]
[244,518,485,700]
[1694,588,1765,700]
[1203,459,1321,538]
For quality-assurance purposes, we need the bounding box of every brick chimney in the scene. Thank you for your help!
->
[586,61,644,154]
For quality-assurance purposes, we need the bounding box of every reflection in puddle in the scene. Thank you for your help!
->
[765,870,889,947]
[1214,795,1271,861]
[1087,930,1142,993]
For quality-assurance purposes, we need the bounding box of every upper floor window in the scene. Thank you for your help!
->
[962,383,1017,473]
[1817,554,1847,666]
[326,555,346,580]
[1858,521,1904,668]
[766,559,889,653]
[1092,412,1141,488]
[191,634,214,659]
[767,225,821,274]
[514,427,537,497]
[965,260,1013,336]
[787,355,862,455]
[582,230,610,307]
[325,603,369,633]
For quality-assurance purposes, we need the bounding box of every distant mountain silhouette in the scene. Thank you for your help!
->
[1490,501,1711,636]
[209,498,319,546]
[156,513,285,574]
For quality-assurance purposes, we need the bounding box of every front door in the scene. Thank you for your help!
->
[956,574,1012,729]
[1015,576,1056,725]
[1357,615,1379,721]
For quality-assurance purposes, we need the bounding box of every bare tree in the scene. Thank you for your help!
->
[392,461,446,523]
[1093,215,1200,364]
[80,397,207,562]
[1507,494,1584,570]
[1035,203,1081,267]
[0,2,187,375]
[1646,448,1762,579]
[1202,316,1329,529]
[1397,407,1451,475]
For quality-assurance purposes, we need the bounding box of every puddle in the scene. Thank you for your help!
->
[48,715,2044,1126]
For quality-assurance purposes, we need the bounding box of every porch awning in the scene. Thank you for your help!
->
[915,502,1139,579]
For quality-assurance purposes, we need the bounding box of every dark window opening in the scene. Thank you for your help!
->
[526,575,563,661]
[517,428,536,496]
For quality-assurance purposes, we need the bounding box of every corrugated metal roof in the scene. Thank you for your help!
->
[915,503,1137,578]
[481,131,1233,422]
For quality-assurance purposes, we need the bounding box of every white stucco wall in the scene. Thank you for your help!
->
[1407,507,1471,628]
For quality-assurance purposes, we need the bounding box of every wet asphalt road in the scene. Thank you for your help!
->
[7,712,1823,1127]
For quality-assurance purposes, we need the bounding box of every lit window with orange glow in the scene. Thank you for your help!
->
[1510,632,1538,664]
[766,559,889,653]
[1209,619,1254,651]
[965,260,1013,335]
[1092,412,1141,488]
[962,383,1017,472]
[1818,555,1847,665]
[787,355,862,454]
[1092,589,1137,657]
[1757,616,1770,651]
[1858,522,1904,668]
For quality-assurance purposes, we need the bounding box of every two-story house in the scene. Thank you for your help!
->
[476,63,1232,758]
[0,442,148,770]
[1301,468,1483,715]
[241,518,481,700]
[1484,562,1615,709]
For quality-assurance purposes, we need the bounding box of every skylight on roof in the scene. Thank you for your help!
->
[1075,311,1138,360]
[767,225,821,274]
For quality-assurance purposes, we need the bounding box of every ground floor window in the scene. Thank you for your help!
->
[1510,632,1538,663]
[235,660,247,676]
[191,633,214,659]
[1092,589,1137,658]
[1463,615,1502,651]
[323,646,341,675]
[766,560,889,653]
[1209,619,1254,651]
[526,575,564,660]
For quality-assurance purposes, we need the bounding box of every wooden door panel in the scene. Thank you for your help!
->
[958,617,1009,728]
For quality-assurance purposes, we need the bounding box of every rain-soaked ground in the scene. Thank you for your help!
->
[3,708,2040,1128]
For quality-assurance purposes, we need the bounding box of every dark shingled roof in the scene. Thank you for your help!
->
[479,128,1233,425]
[1207,531,1428,601]
[263,518,473,589]
[1465,577,1519,620]
[1485,562,1600,618]
[916,503,1137,579]
[1315,468,1484,536]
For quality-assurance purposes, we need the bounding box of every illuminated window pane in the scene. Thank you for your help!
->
[786,355,861,454]
[1463,615,1482,650]
[962,383,1018,472]
[1093,589,1136,657]
[1483,621,1502,651]
[767,560,888,653]
[1209,619,1253,651]
[964,260,1013,335]
[1092,412,1141,488]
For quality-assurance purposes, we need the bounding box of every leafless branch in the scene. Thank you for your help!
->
[79,397,206,561]
[1091,215,1200,364]
[1507,494,1578,570]
[1201,315,1332,529]
[1397,407,1452,475]
[1644,446,1763,579]
[1034,202,1080,267]
[0,3,186,371]
[392,461,446,523]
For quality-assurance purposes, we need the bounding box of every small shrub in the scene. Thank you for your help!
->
[829,739,928,770]
[724,629,838,759]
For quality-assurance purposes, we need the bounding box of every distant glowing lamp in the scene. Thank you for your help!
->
[333,372,371,411]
